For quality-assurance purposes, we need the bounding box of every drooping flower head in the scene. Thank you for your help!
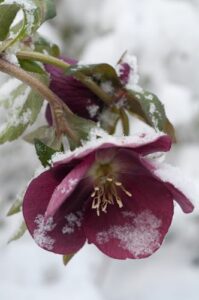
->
[23,131,194,259]
[45,54,139,125]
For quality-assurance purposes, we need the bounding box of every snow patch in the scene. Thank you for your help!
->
[52,127,165,164]
[96,209,162,258]
[100,81,114,94]
[62,211,83,234]
[86,104,99,118]
[33,215,56,250]
[154,162,199,207]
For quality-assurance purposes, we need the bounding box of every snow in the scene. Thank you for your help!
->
[52,127,165,164]
[33,215,56,251]
[100,81,114,94]
[62,212,83,235]
[154,162,199,209]
[96,209,162,258]
[86,104,99,118]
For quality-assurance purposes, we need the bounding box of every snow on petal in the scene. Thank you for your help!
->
[96,210,162,259]
[33,214,56,251]
[153,162,195,213]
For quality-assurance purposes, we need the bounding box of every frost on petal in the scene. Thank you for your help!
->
[62,211,83,235]
[141,159,195,213]
[52,130,170,168]
[96,210,162,259]
[23,169,86,254]
[84,175,174,259]
[33,215,56,250]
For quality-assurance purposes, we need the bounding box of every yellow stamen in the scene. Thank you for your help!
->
[91,176,132,216]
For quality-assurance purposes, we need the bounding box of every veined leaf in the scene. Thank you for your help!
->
[127,90,175,139]
[0,4,19,41]
[34,139,61,167]
[0,0,56,53]
[24,125,62,150]
[0,74,48,144]
[8,221,27,243]
[65,63,122,89]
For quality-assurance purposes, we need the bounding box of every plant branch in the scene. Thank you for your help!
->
[0,57,78,141]
[16,50,113,105]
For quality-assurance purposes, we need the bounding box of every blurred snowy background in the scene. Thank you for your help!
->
[1,0,199,299]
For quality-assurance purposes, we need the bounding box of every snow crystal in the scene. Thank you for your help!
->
[149,103,156,115]
[145,94,153,101]
[33,215,56,250]
[57,178,78,195]
[100,81,114,94]
[86,104,99,118]
[96,209,162,258]
[62,211,83,234]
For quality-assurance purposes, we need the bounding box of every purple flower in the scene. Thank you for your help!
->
[45,57,103,124]
[23,132,194,259]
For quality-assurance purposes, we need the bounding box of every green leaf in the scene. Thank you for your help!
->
[24,125,62,150]
[66,63,122,89]
[7,196,23,216]
[64,112,96,149]
[0,0,56,53]
[63,254,74,266]
[8,221,27,243]
[0,4,19,41]
[34,139,61,167]
[127,90,175,138]
[0,74,48,144]
[19,59,45,74]
[34,34,60,57]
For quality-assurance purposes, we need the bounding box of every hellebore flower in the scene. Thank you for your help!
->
[45,54,138,125]
[45,57,103,124]
[23,132,194,259]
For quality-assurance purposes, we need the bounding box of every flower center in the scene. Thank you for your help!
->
[91,176,132,216]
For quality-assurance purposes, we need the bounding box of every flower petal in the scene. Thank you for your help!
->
[45,154,94,218]
[142,161,195,213]
[45,57,102,123]
[23,168,86,254]
[53,132,171,169]
[83,175,173,259]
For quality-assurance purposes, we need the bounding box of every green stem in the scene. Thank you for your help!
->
[17,51,70,70]
[16,50,113,105]
[0,57,78,142]
[120,108,130,135]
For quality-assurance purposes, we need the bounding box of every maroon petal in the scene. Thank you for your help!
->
[141,160,194,213]
[23,169,86,254]
[83,175,173,259]
[53,133,171,169]
[45,154,94,218]
[45,57,102,123]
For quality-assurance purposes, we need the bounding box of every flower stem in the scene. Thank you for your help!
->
[16,50,113,105]
[17,51,70,70]
[120,108,130,135]
[0,58,78,142]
